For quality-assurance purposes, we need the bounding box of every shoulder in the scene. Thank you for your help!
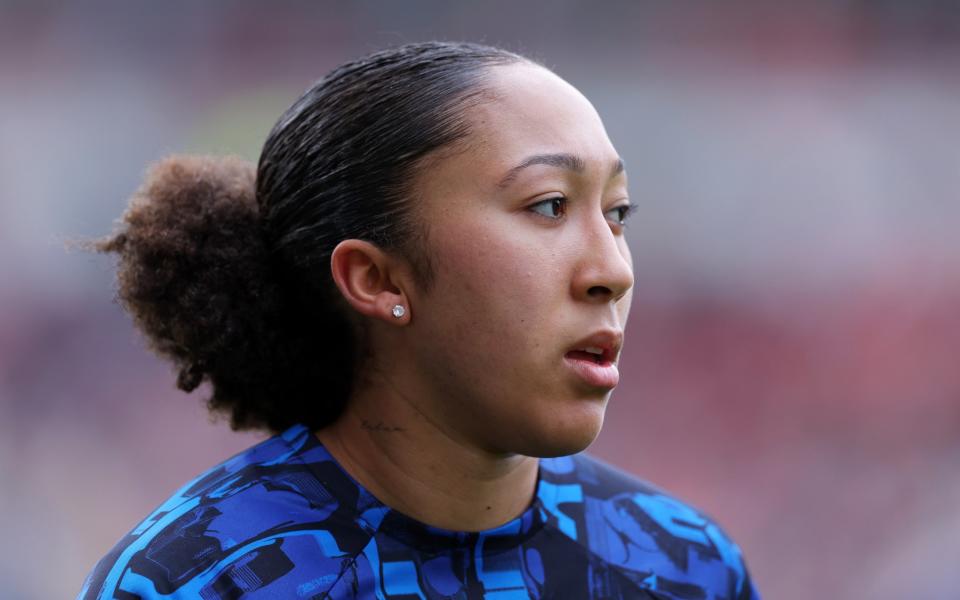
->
[78,424,377,600]
[538,452,761,600]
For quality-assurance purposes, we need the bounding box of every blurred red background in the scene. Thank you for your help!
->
[2,2,959,598]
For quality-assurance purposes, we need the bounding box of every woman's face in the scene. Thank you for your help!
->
[404,62,634,458]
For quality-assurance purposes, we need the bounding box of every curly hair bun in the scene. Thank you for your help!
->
[98,155,333,432]
[93,43,526,434]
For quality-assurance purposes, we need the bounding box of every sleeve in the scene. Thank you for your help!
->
[737,559,761,600]
[75,550,148,600]
[719,528,761,600]
[701,513,761,600]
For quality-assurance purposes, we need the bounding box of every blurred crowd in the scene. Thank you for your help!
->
[1,2,958,598]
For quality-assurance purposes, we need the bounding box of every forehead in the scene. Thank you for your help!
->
[474,63,615,165]
[423,63,619,192]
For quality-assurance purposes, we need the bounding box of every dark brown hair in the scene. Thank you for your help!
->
[94,42,527,434]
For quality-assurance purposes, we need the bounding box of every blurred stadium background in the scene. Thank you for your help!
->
[2,1,959,598]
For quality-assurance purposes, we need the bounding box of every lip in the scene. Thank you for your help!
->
[563,329,623,389]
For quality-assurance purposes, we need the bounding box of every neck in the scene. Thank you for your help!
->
[314,370,539,532]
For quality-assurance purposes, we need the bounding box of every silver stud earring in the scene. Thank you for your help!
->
[391,304,406,319]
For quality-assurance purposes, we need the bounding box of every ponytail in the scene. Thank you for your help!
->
[95,155,351,433]
[94,42,527,434]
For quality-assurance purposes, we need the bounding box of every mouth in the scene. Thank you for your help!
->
[563,330,623,389]
[564,346,613,365]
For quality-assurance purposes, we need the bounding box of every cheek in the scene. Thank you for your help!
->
[423,220,565,364]
[441,219,554,297]
[619,235,633,267]
[617,237,634,321]
[618,288,634,327]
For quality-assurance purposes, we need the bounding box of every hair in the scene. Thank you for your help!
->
[93,41,530,434]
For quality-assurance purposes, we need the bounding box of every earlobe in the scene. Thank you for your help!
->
[330,239,410,324]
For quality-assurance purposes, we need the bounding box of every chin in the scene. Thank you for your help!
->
[517,402,607,458]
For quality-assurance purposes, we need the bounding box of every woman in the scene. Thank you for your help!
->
[78,41,760,599]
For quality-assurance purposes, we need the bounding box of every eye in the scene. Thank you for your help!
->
[605,202,638,227]
[529,196,567,220]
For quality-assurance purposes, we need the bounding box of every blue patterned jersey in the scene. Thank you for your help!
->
[78,423,760,599]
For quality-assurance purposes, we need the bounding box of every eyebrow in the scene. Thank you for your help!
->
[496,152,625,189]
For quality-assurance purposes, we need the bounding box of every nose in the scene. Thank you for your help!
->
[572,212,634,304]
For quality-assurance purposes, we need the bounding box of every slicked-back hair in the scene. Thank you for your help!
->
[94,42,529,433]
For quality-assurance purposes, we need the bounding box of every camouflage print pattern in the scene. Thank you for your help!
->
[78,424,760,599]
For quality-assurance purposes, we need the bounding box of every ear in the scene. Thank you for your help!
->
[330,239,411,324]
